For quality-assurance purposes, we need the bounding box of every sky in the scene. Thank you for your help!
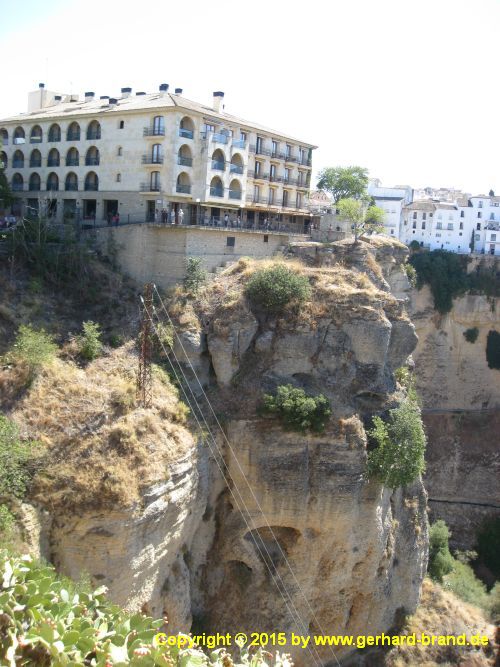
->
[2,0,500,195]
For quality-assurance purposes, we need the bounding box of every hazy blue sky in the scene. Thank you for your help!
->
[2,0,499,194]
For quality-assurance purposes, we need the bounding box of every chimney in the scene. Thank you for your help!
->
[108,97,118,106]
[54,95,62,104]
[100,95,109,100]
[136,91,146,96]
[121,87,132,98]
[84,91,95,102]
[213,91,224,112]
[175,88,183,95]
[159,83,169,94]
[39,82,45,89]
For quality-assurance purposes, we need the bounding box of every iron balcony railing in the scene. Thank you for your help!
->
[84,183,98,191]
[176,184,191,194]
[248,170,269,180]
[29,184,41,191]
[211,160,225,171]
[86,131,101,140]
[179,128,194,139]
[233,139,247,149]
[12,160,24,168]
[178,156,193,167]
[140,182,161,192]
[85,157,100,166]
[47,184,59,191]
[299,157,312,167]
[144,127,165,136]
[65,184,78,191]
[269,174,283,183]
[66,158,79,166]
[210,187,224,197]
[48,135,61,142]
[30,136,42,143]
[249,145,272,156]
[142,155,163,164]
[29,160,42,168]
[246,195,277,205]
[271,151,286,160]
[230,164,244,174]
[229,190,242,200]
[212,133,228,144]
[67,131,80,141]
[285,154,298,163]
[47,158,60,167]
[12,183,25,191]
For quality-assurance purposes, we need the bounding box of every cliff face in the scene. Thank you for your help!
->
[409,285,500,551]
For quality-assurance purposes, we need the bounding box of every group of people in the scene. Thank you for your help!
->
[106,212,120,226]
[157,208,185,224]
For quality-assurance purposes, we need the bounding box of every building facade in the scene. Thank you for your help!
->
[0,84,316,231]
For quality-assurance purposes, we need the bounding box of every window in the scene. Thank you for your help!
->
[284,168,291,182]
[226,236,235,247]
[436,222,442,230]
[413,212,417,219]
[263,235,269,243]
[391,229,394,235]
[436,232,441,237]
[412,221,417,229]
[479,200,483,208]
[272,140,278,156]
[459,232,462,236]
[283,190,289,207]
[299,147,305,163]
[240,131,247,141]
[254,185,260,200]
[256,136,263,153]
[475,234,480,241]
[422,213,426,220]
[204,123,215,135]
[255,161,261,176]
[296,193,302,209]
[119,120,124,129]
[422,221,426,230]
[117,146,122,156]
[269,189,275,204]
[270,164,276,180]
[477,223,481,230]
[429,213,433,217]
[491,234,497,241]
[460,222,463,230]
[153,116,165,135]
[116,173,121,182]
[490,213,495,220]
[286,144,292,158]
[460,210,464,218]
[447,223,453,230]
[478,212,482,218]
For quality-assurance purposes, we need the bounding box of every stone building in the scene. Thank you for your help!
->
[0,83,316,231]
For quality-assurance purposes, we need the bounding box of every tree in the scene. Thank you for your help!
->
[337,197,385,242]
[428,520,455,582]
[489,189,495,197]
[316,166,369,203]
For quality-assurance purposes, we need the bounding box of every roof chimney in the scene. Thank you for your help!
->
[108,97,118,106]
[39,82,45,89]
[159,83,169,94]
[54,95,62,104]
[136,91,146,96]
[100,95,109,100]
[175,88,183,95]
[121,87,132,98]
[84,91,95,102]
[213,91,224,113]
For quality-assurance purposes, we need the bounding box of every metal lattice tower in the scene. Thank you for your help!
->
[137,282,154,408]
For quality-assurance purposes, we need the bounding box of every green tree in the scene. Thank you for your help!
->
[337,198,385,242]
[77,321,102,361]
[184,257,207,294]
[428,520,455,582]
[7,324,57,380]
[260,384,331,433]
[316,166,369,203]
[246,264,311,313]
[409,250,469,314]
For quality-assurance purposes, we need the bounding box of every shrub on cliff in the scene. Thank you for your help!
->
[6,324,57,380]
[0,416,40,499]
[409,250,469,314]
[367,395,426,489]
[246,264,311,313]
[184,256,207,294]
[476,516,500,578]
[260,384,331,433]
[428,520,455,582]
[77,320,103,361]
[463,327,479,343]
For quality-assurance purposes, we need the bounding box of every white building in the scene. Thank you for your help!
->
[367,182,412,238]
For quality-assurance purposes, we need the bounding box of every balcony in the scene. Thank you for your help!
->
[144,127,165,137]
[86,131,101,140]
[269,174,283,183]
[233,139,247,149]
[47,158,60,167]
[299,157,312,167]
[12,160,24,168]
[179,128,194,139]
[142,155,163,165]
[13,138,26,145]
[67,132,80,141]
[212,132,228,144]
[85,157,100,166]
[271,151,286,160]
[246,195,270,205]
[285,153,297,163]
[211,160,225,171]
[230,164,244,174]
[29,160,42,168]
[48,135,60,143]
[12,183,25,191]
[65,184,78,191]
[229,190,242,200]
[249,145,272,156]
[176,184,191,194]
[140,182,161,192]
[29,184,41,191]
[178,156,193,167]
[30,136,42,144]
[84,184,98,191]
[253,172,269,181]
[66,158,79,167]
[210,187,224,197]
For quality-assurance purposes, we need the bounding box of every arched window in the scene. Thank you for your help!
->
[29,149,41,168]
[230,153,244,175]
[0,129,8,146]
[85,146,99,166]
[47,172,59,191]
[47,148,60,167]
[12,173,24,191]
[12,150,24,168]
[30,125,42,144]
[29,173,41,191]
[117,146,122,156]
[65,172,78,191]
[229,178,242,200]
[152,116,165,136]
[210,176,223,197]
[0,151,7,169]
[211,149,225,171]
[13,127,25,145]
[179,116,194,139]
[48,123,61,142]
[116,173,121,182]
[151,144,163,164]
[86,120,101,140]
[67,122,80,141]
[66,147,79,167]
[150,171,160,191]
[178,144,192,167]
[176,172,191,194]
[84,171,98,191]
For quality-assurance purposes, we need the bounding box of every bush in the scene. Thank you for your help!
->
[151,322,174,358]
[184,257,207,293]
[489,582,500,620]
[409,240,421,252]
[0,416,39,498]
[486,329,500,369]
[260,384,331,433]
[77,320,102,361]
[443,560,489,609]
[463,327,479,343]
[0,504,15,534]
[367,396,426,489]
[7,324,57,378]
[394,366,412,389]
[428,520,455,582]
[403,262,417,288]
[109,333,124,348]
[0,552,291,666]
[246,264,311,313]
[476,516,500,578]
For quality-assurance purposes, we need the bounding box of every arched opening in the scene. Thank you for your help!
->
[29,149,41,168]
[151,144,163,164]
[13,127,25,144]
[0,128,8,145]
[210,176,223,197]
[65,172,78,191]
[30,125,42,143]
[152,116,165,136]
[12,173,24,191]
[149,171,160,191]
[230,153,244,174]
[29,173,41,191]
[67,122,80,141]
[0,151,7,169]
[229,178,242,200]
[47,172,59,191]
[176,172,191,194]
[86,120,101,140]
[47,148,60,167]
[117,146,123,156]
[211,149,225,171]
[179,116,194,139]
[177,144,192,167]
[85,146,100,166]
[12,150,24,168]
[66,147,79,167]
[84,171,99,191]
[48,124,61,142]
